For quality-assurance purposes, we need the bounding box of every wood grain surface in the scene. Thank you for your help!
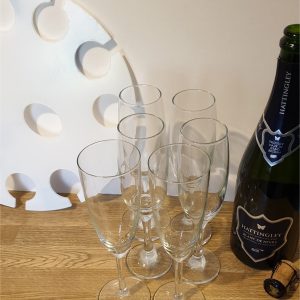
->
[1,192,299,300]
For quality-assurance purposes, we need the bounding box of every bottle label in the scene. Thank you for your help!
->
[256,117,299,166]
[236,206,293,263]
[255,59,299,167]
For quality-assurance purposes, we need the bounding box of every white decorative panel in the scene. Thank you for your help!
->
[0,0,135,210]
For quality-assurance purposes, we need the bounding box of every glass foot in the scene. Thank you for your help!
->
[98,276,151,300]
[126,244,172,280]
[183,248,220,284]
[153,281,206,300]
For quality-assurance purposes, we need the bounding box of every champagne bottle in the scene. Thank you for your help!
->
[230,24,299,269]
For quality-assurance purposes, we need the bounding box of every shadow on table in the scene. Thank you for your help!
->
[8,190,82,210]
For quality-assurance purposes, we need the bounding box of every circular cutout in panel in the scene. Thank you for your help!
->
[0,0,15,32]
[6,173,36,192]
[24,103,63,137]
[93,94,118,127]
[76,41,111,79]
[50,169,81,195]
[34,1,69,41]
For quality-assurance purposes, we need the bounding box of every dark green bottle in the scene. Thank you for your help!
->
[230,24,299,269]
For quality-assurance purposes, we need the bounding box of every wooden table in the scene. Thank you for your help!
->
[1,193,299,299]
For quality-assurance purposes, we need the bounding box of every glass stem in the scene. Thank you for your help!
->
[142,216,154,252]
[193,222,207,257]
[115,256,128,296]
[174,260,184,300]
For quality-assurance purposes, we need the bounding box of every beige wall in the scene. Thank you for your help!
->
[75,0,299,138]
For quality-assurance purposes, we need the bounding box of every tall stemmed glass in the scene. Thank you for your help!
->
[118,113,172,280]
[171,89,217,245]
[180,118,229,284]
[119,84,165,241]
[148,143,210,300]
[119,83,164,120]
[77,139,151,299]
[171,89,216,143]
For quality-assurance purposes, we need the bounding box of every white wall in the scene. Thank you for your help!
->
[1,1,298,206]
[75,0,299,137]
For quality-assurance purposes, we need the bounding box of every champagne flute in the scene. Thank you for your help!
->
[171,88,216,143]
[119,83,164,120]
[118,113,172,280]
[148,143,210,300]
[77,139,151,299]
[180,118,229,284]
[171,88,217,244]
[119,84,165,242]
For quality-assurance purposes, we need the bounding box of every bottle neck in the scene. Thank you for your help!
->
[279,24,299,63]
[254,56,299,167]
[279,49,299,63]
[264,57,299,132]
